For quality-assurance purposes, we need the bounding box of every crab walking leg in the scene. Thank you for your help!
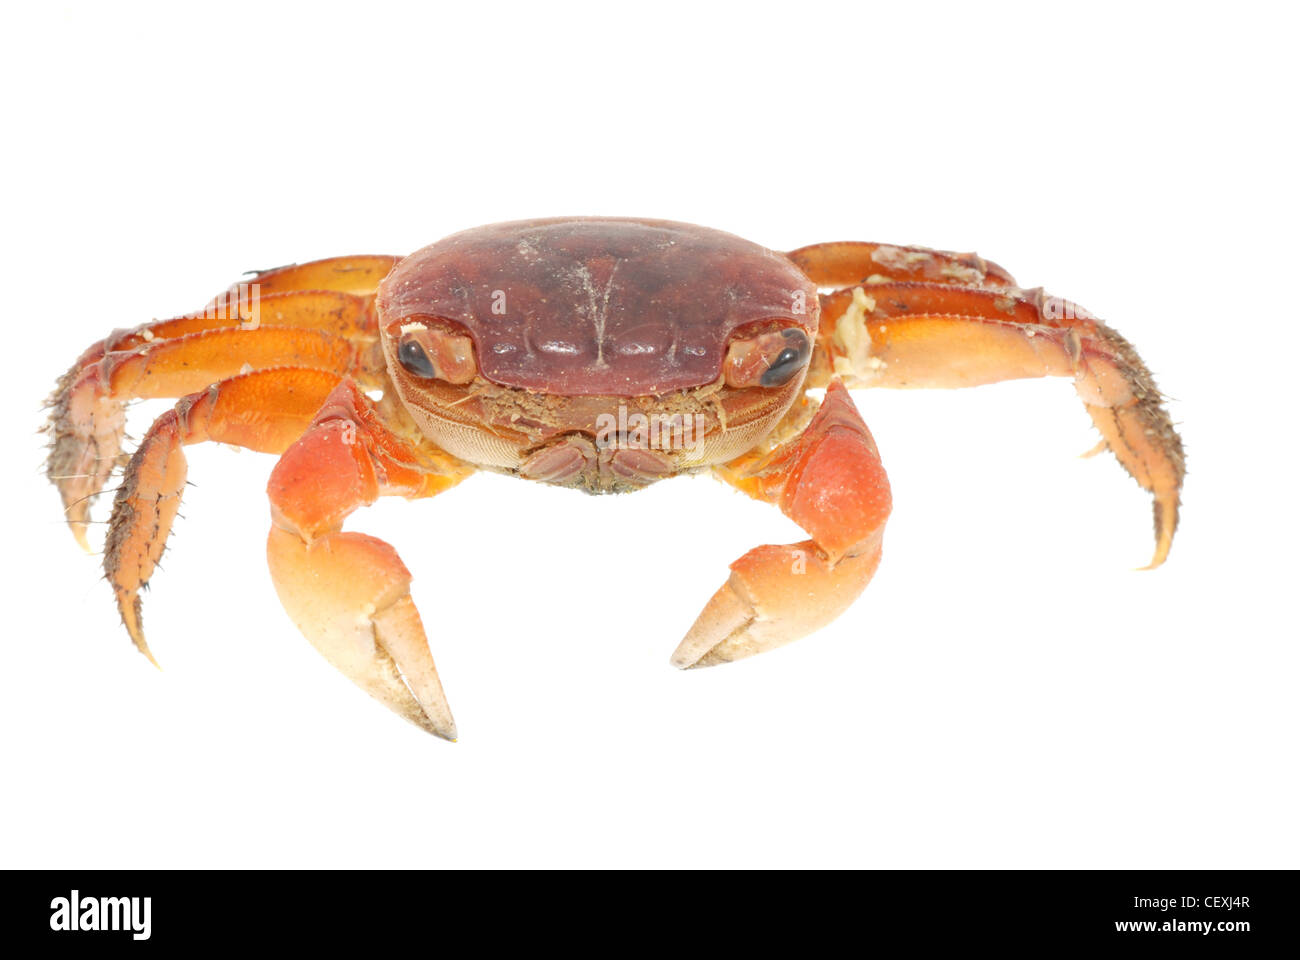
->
[265,380,472,739]
[672,381,891,669]
[787,241,1018,289]
[105,368,346,665]
[221,255,401,299]
[811,281,1186,567]
[48,317,366,551]
[66,290,380,375]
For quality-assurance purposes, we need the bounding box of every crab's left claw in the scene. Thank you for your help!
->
[672,382,891,669]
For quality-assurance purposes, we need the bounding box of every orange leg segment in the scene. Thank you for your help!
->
[105,367,346,665]
[787,240,1017,289]
[672,381,892,668]
[48,286,383,551]
[225,255,401,298]
[810,281,1185,568]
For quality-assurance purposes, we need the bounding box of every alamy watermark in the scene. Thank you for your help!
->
[1040,295,1096,322]
[594,404,707,452]
[50,890,151,940]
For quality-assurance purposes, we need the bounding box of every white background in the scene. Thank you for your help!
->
[3,2,1296,868]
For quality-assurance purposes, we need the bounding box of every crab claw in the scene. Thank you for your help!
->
[265,381,470,739]
[266,527,456,739]
[672,537,883,668]
[674,381,892,669]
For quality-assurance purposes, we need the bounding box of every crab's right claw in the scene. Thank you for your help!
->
[267,527,456,740]
[265,380,470,739]
[673,381,892,669]
[672,538,883,668]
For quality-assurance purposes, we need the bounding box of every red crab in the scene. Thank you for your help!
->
[47,218,1185,739]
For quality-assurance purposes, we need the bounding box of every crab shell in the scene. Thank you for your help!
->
[375,218,820,487]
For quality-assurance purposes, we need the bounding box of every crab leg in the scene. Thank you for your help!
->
[810,281,1185,567]
[48,292,377,550]
[67,289,380,372]
[787,241,1018,289]
[223,255,401,298]
[106,368,471,737]
[265,379,471,738]
[105,367,347,665]
[672,381,891,669]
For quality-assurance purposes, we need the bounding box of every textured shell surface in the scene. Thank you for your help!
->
[377,217,818,395]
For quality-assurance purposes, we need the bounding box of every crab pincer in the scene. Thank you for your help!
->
[265,381,467,739]
[673,381,891,668]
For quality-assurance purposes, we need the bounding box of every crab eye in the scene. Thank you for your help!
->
[723,326,813,389]
[391,324,479,385]
[398,339,437,378]
[759,329,811,387]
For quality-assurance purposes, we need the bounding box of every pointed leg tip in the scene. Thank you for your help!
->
[1141,494,1179,571]
[61,498,94,552]
[115,591,162,669]
[1138,541,1172,572]
[127,622,162,669]
[71,525,93,554]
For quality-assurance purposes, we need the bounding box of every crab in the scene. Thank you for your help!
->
[46,218,1185,740]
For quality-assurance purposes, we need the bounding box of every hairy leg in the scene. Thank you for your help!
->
[809,280,1184,567]
[48,257,397,548]
[105,367,348,664]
